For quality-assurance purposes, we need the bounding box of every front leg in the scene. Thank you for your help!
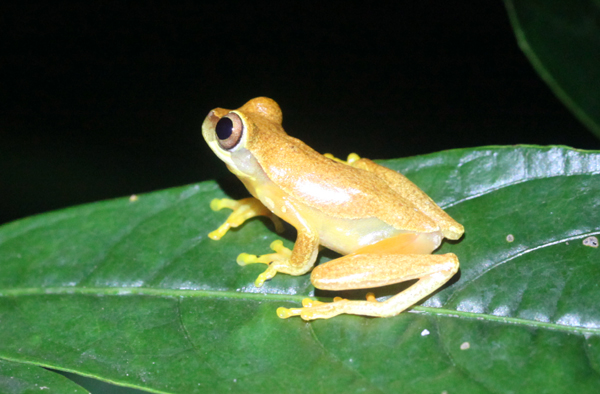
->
[208,197,284,240]
[210,196,320,287]
[237,222,320,287]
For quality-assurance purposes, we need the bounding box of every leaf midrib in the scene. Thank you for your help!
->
[1,286,597,335]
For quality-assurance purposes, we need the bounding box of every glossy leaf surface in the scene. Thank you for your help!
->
[505,0,600,138]
[1,146,599,393]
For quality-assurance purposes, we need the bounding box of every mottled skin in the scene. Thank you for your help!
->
[202,97,464,320]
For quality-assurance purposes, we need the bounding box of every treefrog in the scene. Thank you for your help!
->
[202,97,464,320]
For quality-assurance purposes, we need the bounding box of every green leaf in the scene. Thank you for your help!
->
[1,146,599,393]
[505,0,600,138]
[0,359,89,394]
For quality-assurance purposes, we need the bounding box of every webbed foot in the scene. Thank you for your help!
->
[277,293,378,320]
[237,240,292,286]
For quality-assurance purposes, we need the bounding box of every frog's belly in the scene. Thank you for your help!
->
[320,217,407,255]
[295,203,407,255]
[251,180,435,255]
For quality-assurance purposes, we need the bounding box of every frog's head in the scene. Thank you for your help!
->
[202,97,285,179]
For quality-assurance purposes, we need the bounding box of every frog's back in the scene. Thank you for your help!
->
[254,134,441,235]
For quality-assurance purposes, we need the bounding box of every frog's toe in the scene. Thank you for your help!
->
[236,240,291,267]
[236,256,279,286]
[323,153,344,163]
[323,152,362,166]
[254,266,278,287]
[302,297,324,307]
[299,302,342,320]
[276,298,344,320]
[268,240,292,258]
[237,253,270,266]
[346,152,361,164]
[236,240,293,286]
[276,294,380,320]
[270,216,286,233]
[210,198,224,211]
[276,298,321,319]
[277,306,300,319]
[210,197,242,212]
[366,292,377,302]
[236,252,254,266]
[208,223,231,240]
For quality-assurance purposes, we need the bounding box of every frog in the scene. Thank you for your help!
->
[202,97,464,320]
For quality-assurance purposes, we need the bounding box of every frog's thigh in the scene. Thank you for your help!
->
[351,158,464,240]
[311,232,447,291]
[307,253,458,319]
[311,253,457,291]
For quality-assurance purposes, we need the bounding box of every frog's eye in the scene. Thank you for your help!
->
[215,113,244,150]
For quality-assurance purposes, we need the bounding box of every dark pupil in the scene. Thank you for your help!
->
[215,118,233,140]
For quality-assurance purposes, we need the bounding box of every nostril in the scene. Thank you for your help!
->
[207,110,220,125]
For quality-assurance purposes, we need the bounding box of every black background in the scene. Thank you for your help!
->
[3,2,599,225]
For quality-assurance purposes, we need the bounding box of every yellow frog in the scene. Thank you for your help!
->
[202,97,464,320]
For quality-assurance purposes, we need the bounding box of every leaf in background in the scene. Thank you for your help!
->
[0,359,88,394]
[0,146,599,393]
[505,0,600,138]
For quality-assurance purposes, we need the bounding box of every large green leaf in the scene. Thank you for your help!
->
[505,0,600,138]
[1,146,599,393]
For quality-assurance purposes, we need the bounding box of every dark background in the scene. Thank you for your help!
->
[3,2,599,226]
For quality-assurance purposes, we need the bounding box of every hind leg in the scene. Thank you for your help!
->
[277,233,459,320]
